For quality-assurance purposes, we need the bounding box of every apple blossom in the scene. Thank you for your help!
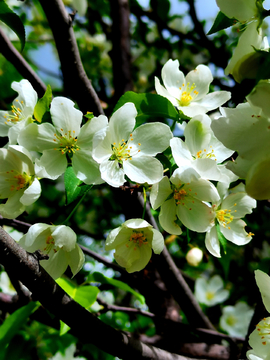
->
[224,21,267,81]
[18,223,84,280]
[18,96,107,184]
[247,317,270,360]
[0,79,38,144]
[154,59,231,117]
[205,182,256,258]
[150,167,219,235]
[194,275,229,307]
[105,218,164,273]
[246,271,270,359]
[216,0,263,23]
[92,102,173,187]
[211,102,270,200]
[220,302,254,338]
[170,114,237,183]
[0,145,41,219]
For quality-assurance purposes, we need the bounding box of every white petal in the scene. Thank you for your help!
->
[77,115,108,149]
[150,176,172,210]
[185,64,213,100]
[170,137,193,168]
[205,226,221,257]
[131,123,172,156]
[176,197,214,232]
[123,156,164,184]
[18,123,57,152]
[160,59,184,100]
[38,149,67,179]
[216,0,257,21]
[154,77,179,107]
[124,218,152,230]
[0,190,25,219]
[196,91,231,112]
[151,229,164,254]
[109,103,136,143]
[255,270,270,313]
[66,244,85,277]
[100,160,125,187]
[41,250,68,280]
[50,97,82,137]
[11,79,38,116]
[220,219,253,245]
[159,198,182,235]
[20,178,41,206]
[51,225,77,251]
[73,150,104,185]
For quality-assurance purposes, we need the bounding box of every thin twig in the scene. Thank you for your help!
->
[0,27,47,98]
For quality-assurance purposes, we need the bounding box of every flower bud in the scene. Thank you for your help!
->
[186,247,203,266]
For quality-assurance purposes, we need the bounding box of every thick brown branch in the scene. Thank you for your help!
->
[0,27,47,98]
[109,0,133,100]
[38,0,104,115]
[0,226,205,360]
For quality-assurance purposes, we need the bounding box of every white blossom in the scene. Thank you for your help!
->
[155,59,230,117]
[93,102,173,187]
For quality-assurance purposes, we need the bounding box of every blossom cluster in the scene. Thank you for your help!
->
[0,47,259,277]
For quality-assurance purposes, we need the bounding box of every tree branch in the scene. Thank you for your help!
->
[137,193,215,330]
[0,27,47,98]
[0,226,206,360]
[109,0,133,100]
[38,0,104,115]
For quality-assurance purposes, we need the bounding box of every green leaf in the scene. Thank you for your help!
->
[64,166,91,206]
[255,50,270,83]
[57,277,99,310]
[0,0,25,51]
[34,84,52,123]
[216,223,227,254]
[89,272,145,304]
[59,320,70,336]
[113,91,179,125]
[0,302,39,360]
[207,11,236,35]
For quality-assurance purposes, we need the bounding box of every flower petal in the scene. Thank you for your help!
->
[159,198,182,235]
[100,160,126,187]
[109,103,136,143]
[73,150,104,185]
[220,218,253,245]
[20,178,41,206]
[150,176,172,210]
[151,229,164,254]
[123,156,164,184]
[50,97,83,136]
[185,64,213,100]
[38,149,67,179]
[160,59,184,100]
[205,226,221,257]
[51,225,77,251]
[65,244,85,277]
[131,122,172,156]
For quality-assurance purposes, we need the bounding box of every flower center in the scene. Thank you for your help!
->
[4,99,25,124]
[173,183,198,209]
[226,315,237,326]
[110,134,141,164]
[53,129,80,156]
[43,235,58,254]
[196,146,216,160]
[216,206,237,230]
[5,170,33,192]
[206,291,215,300]
[178,82,199,106]
[127,231,148,250]
[255,317,270,346]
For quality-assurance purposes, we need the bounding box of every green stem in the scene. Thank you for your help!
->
[62,187,92,225]
[142,187,147,219]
